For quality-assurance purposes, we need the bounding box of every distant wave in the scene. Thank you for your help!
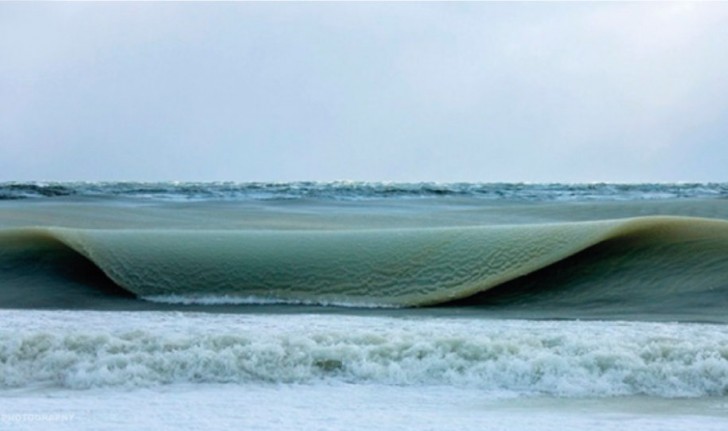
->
[2,181,727,201]
[2,216,728,320]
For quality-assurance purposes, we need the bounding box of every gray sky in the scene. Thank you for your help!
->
[2,2,727,183]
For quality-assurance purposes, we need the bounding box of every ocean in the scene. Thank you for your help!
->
[1,182,728,430]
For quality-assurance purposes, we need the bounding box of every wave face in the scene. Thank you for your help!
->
[1,217,728,321]
[2,182,728,322]
[1,311,726,396]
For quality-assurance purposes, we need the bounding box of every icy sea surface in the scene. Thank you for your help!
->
[2,182,728,430]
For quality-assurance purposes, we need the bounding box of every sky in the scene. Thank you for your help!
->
[1,2,728,183]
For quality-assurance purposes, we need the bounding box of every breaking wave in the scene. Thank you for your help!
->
[1,311,726,396]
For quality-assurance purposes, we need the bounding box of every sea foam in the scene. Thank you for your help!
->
[1,311,727,397]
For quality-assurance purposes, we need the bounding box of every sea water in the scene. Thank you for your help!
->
[1,182,728,430]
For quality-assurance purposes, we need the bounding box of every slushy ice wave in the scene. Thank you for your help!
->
[1,216,728,314]
[1,311,727,396]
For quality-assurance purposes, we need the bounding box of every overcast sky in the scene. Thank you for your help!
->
[2,2,727,183]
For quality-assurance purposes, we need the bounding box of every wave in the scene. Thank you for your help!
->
[2,216,728,320]
[1,311,727,396]
[2,181,727,201]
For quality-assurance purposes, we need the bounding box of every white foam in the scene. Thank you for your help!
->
[141,294,399,308]
[1,310,727,397]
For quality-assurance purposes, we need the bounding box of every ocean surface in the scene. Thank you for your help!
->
[1,182,728,430]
